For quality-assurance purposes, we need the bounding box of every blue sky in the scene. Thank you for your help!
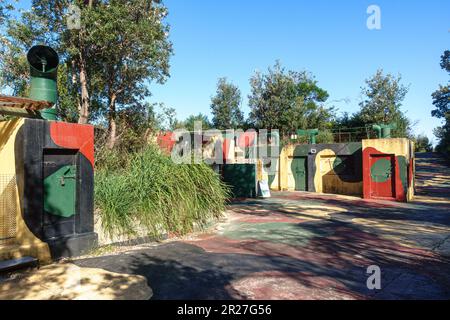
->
[148,0,449,143]
[6,1,450,142]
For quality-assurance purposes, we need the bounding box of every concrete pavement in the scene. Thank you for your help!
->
[74,152,450,300]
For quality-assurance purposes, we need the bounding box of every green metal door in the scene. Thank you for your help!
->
[291,157,307,191]
[44,164,77,217]
[222,164,257,198]
[369,154,396,199]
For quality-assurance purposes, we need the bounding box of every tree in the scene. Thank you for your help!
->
[431,51,450,119]
[414,134,433,152]
[248,61,332,139]
[431,50,450,154]
[210,77,244,129]
[57,62,81,122]
[0,5,48,96]
[157,104,179,131]
[180,113,212,132]
[0,0,9,27]
[1,0,102,124]
[85,0,172,148]
[0,1,99,120]
[0,0,12,26]
[0,0,172,149]
[355,69,411,137]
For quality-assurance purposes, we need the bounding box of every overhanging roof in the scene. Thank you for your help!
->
[0,95,52,118]
[0,95,52,110]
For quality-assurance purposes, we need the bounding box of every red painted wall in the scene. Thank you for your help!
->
[362,147,406,202]
[157,132,176,153]
[50,121,94,167]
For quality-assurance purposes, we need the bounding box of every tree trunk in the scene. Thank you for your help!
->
[107,93,117,149]
[78,58,90,124]
[71,60,83,120]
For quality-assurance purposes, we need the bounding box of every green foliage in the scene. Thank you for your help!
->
[0,0,172,135]
[431,50,450,155]
[94,101,179,156]
[95,143,230,238]
[316,130,334,144]
[0,0,9,23]
[178,113,212,131]
[414,134,433,153]
[83,0,173,142]
[0,0,15,83]
[210,77,244,129]
[248,61,333,138]
[333,70,412,139]
[0,5,46,96]
[432,85,450,119]
[354,69,411,138]
[57,62,80,122]
[331,112,373,140]
[434,122,450,155]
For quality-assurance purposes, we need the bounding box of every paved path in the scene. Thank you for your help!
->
[0,263,152,300]
[76,152,450,300]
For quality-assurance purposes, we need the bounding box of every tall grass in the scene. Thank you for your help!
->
[95,143,230,239]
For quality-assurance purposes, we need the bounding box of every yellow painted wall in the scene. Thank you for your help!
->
[362,138,410,157]
[277,145,363,195]
[0,119,51,263]
[314,149,363,196]
[257,158,280,190]
[278,145,292,190]
[286,157,297,190]
[255,139,414,200]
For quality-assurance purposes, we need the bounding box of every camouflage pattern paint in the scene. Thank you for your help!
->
[12,119,96,259]
[362,138,415,202]
[277,142,363,196]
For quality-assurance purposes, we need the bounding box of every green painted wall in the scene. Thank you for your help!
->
[222,164,257,198]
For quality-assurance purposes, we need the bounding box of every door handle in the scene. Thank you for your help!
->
[60,174,76,186]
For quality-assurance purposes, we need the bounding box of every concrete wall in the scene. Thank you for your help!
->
[274,142,363,196]
[257,139,415,202]
[158,130,415,202]
[0,118,97,263]
[362,138,415,202]
[0,119,51,263]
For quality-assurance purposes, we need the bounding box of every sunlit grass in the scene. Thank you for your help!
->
[95,144,230,239]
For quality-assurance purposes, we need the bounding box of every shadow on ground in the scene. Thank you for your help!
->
[75,152,450,300]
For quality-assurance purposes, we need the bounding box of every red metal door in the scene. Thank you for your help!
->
[369,154,396,199]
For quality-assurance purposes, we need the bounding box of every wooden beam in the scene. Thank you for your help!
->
[0,95,53,111]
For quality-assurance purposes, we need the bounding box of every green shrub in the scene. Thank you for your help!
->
[316,130,334,144]
[95,143,230,239]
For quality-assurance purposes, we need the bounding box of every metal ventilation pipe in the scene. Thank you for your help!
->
[27,45,59,120]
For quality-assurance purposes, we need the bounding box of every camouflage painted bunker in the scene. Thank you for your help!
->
[0,46,96,264]
[262,138,415,202]
[185,130,415,202]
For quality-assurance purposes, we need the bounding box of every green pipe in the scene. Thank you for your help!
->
[27,45,59,120]
[297,129,319,144]
[373,123,397,138]
[372,125,382,138]
[381,126,391,138]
